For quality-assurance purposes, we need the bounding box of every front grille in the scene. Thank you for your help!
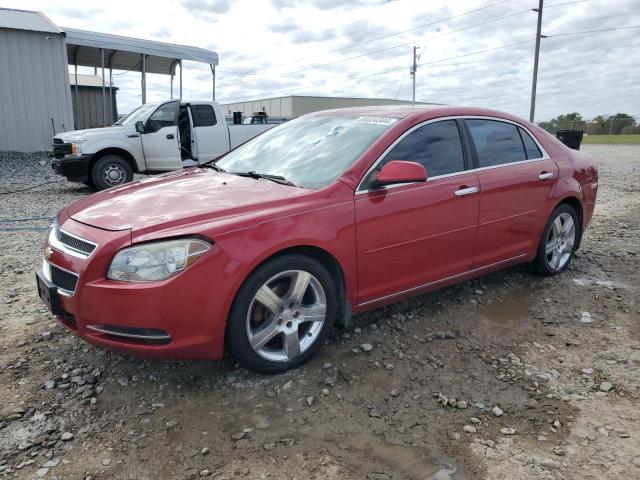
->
[50,264,78,293]
[52,139,71,159]
[57,228,96,256]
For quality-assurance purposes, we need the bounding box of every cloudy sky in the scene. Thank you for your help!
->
[5,0,640,121]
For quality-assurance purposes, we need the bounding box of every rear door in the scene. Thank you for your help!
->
[464,118,559,267]
[141,101,181,171]
[355,119,480,305]
[190,104,229,162]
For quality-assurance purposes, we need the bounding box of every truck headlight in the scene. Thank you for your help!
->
[107,239,210,282]
[70,141,86,156]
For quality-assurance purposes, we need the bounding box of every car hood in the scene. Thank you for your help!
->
[67,168,307,232]
[55,125,135,142]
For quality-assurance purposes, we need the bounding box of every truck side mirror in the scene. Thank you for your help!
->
[135,121,145,134]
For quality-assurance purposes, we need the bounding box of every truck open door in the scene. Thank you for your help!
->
[140,101,182,171]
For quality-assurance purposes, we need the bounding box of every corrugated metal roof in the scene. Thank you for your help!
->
[65,28,218,74]
[69,73,116,88]
[0,7,61,34]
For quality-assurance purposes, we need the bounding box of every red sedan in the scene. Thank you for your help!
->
[36,106,598,373]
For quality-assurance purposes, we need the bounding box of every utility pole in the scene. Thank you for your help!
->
[410,46,419,106]
[529,0,544,122]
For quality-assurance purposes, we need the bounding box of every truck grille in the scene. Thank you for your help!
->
[52,138,71,159]
[56,228,96,256]
[50,264,78,294]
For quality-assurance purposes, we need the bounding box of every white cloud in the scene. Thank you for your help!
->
[4,0,639,121]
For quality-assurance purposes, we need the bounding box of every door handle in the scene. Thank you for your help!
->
[166,134,175,140]
[538,172,554,180]
[454,186,478,196]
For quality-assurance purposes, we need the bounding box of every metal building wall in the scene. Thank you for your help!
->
[222,96,424,120]
[222,97,294,119]
[0,29,74,152]
[71,87,118,130]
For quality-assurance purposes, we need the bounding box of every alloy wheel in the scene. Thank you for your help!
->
[246,270,327,362]
[545,212,575,270]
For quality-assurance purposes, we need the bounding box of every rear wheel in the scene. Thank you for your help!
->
[226,254,337,374]
[533,204,579,276]
[91,155,133,190]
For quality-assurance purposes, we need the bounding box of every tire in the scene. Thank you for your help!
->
[532,204,580,276]
[91,155,133,190]
[226,254,338,374]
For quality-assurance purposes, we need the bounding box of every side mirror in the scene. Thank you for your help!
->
[135,121,145,134]
[374,160,427,187]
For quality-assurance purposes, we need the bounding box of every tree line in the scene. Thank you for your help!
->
[538,113,639,135]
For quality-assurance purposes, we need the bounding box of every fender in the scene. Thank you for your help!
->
[85,138,146,172]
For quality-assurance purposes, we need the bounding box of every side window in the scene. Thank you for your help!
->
[146,102,178,133]
[518,127,543,159]
[191,105,217,127]
[368,120,465,185]
[467,119,526,167]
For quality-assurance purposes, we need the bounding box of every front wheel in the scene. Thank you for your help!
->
[226,255,338,374]
[91,155,133,190]
[532,204,579,276]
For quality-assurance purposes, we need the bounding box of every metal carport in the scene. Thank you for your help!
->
[64,28,219,126]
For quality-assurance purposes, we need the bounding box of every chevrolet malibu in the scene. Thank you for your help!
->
[36,106,598,373]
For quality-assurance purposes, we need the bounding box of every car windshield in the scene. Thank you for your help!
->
[115,103,159,126]
[216,115,397,189]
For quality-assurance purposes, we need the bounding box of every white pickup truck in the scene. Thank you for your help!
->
[51,100,275,190]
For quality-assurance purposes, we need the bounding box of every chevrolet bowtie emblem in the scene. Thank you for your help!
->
[44,246,53,260]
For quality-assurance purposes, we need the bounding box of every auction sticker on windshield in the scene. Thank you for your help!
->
[355,116,398,126]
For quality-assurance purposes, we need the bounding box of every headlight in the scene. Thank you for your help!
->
[107,239,210,282]
[70,140,86,156]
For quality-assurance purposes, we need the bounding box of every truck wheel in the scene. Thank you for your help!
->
[226,254,338,374]
[91,155,133,190]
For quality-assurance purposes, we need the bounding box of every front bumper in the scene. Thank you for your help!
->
[51,154,93,182]
[38,213,233,361]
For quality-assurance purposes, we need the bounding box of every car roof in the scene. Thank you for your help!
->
[310,105,529,124]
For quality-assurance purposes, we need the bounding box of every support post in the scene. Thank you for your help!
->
[74,63,78,129]
[210,64,216,101]
[109,68,113,124]
[101,48,106,126]
[179,60,183,99]
[529,0,544,122]
[108,51,116,124]
[141,54,147,104]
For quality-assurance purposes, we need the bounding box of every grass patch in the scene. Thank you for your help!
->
[582,135,640,145]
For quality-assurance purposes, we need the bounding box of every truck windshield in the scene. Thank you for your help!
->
[115,103,159,126]
[216,115,397,189]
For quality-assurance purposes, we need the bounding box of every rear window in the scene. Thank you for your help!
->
[191,105,217,127]
[467,119,527,167]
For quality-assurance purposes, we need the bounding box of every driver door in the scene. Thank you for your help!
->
[141,101,181,171]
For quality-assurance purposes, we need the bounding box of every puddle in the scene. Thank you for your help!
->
[303,427,468,480]
[347,434,465,480]
[476,288,530,326]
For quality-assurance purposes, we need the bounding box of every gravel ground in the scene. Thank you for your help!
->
[0,145,638,480]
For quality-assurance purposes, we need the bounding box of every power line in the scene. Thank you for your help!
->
[217,1,618,91]
[217,6,536,89]
[547,25,640,37]
[223,39,535,103]
[220,0,515,77]
[222,24,637,104]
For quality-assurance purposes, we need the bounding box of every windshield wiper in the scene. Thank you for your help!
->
[233,171,296,187]
[201,163,226,173]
